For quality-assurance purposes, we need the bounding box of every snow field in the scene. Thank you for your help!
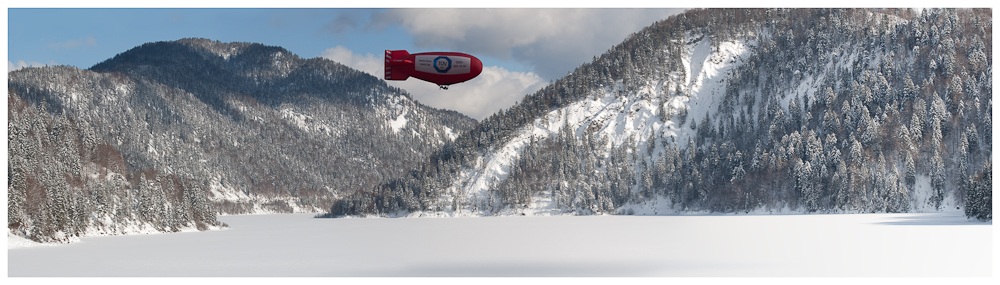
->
[8,211,990,277]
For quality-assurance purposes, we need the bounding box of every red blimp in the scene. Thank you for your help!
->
[385,50,483,90]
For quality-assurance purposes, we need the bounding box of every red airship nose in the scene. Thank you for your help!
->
[384,50,483,88]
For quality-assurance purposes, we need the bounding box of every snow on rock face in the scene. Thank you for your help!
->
[208,174,250,202]
[442,126,457,141]
[673,36,749,145]
[389,114,407,134]
[445,36,749,212]
[281,108,312,131]
[206,174,322,215]
[376,94,415,135]
[280,108,339,136]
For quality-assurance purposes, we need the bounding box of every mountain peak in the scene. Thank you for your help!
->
[87,38,396,109]
[90,38,297,73]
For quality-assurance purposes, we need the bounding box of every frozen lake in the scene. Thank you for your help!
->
[7,211,991,277]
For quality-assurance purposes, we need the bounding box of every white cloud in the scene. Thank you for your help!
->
[8,60,51,72]
[319,46,383,76]
[388,66,546,120]
[367,8,683,79]
[320,46,546,120]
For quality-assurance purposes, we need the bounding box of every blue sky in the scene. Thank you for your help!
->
[9,9,429,70]
[8,8,683,119]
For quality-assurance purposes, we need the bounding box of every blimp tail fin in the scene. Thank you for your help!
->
[385,50,410,81]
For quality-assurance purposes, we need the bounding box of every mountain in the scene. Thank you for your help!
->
[8,38,476,242]
[324,8,992,219]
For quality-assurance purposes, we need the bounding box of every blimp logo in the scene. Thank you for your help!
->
[434,56,452,73]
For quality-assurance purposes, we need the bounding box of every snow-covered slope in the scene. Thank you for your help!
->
[8,38,480,244]
[326,8,991,219]
[438,35,750,216]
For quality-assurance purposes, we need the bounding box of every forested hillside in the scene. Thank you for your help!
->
[325,8,991,220]
[9,94,224,242]
[8,38,476,242]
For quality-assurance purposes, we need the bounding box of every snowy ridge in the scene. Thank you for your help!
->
[436,35,752,215]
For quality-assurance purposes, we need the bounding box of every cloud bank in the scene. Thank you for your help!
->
[8,60,54,72]
[364,8,683,79]
[321,46,546,120]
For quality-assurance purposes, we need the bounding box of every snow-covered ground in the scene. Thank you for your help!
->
[7,232,57,249]
[7,211,990,277]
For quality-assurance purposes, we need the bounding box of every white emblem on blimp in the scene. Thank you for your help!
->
[434,56,451,73]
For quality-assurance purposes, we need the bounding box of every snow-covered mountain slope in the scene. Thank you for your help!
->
[11,38,474,214]
[441,35,750,215]
[8,38,478,242]
[327,8,992,218]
